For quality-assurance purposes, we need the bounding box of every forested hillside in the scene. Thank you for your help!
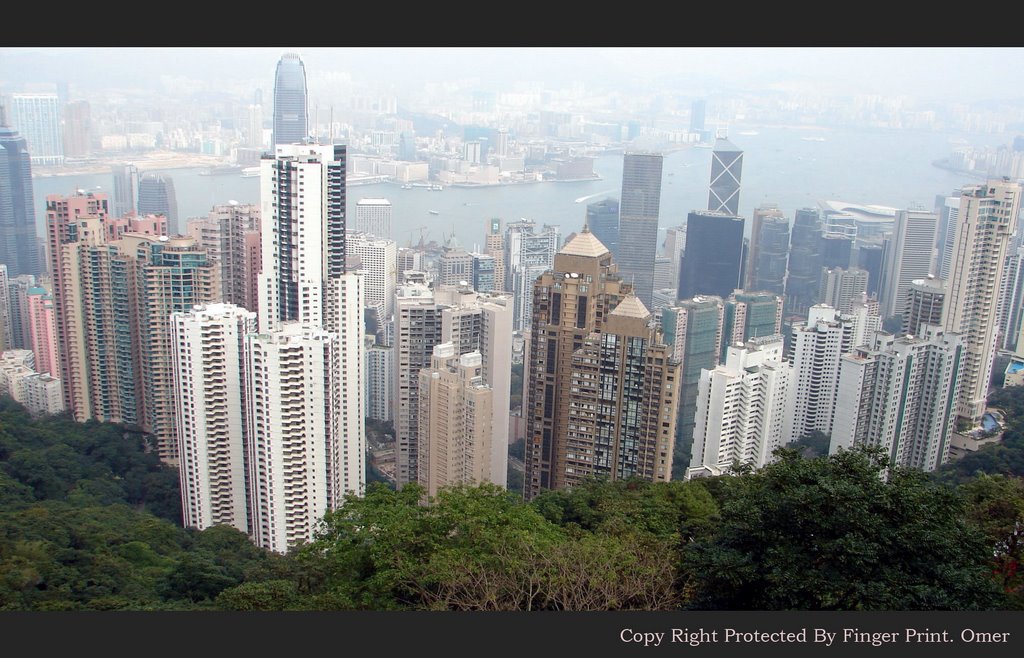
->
[1,396,1021,610]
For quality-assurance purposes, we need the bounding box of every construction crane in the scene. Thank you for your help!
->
[408,225,429,250]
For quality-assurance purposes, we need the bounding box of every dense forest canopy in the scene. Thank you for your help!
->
[1,390,1023,610]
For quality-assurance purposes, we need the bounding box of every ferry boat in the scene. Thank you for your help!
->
[240,166,260,177]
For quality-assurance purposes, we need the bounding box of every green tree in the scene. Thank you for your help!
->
[683,447,1005,610]
[959,474,1024,606]
[530,477,717,541]
[216,580,301,611]
[509,362,524,410]
[295,482,687,610]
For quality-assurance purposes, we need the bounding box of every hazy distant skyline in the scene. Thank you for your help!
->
[2,48,1023,103]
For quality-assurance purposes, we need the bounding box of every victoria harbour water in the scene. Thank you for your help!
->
[30,124,1011,251]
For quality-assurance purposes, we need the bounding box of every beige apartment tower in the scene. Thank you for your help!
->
[942,179,1022,423]
[561,294,678,488]
[417,343,494,497]
[484,218,506,292]
[525,227,676,499]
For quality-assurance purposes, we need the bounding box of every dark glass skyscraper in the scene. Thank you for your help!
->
[857,242,884,297]
[820,233,853,270]
[708,136,743,217]
[273,53,309,146]
[747,206,789,295]
[138,173,179,234]
[616,152,663,309]
[586,197,619,259]
[784,208,824,317]
[0,106,40,277]
[677,210,745,301]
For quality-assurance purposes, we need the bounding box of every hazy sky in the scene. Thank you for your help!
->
[2,47,1022,102]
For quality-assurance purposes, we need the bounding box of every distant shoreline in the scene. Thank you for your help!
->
[33,152,229,178]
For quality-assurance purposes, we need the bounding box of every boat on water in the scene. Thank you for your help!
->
[240,166,260,178]
[401,184,413,189]
[428,210,440,215]
[737,130,759,136]
[801,136,827,142]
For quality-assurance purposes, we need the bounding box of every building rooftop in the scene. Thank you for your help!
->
[610,294,650,320]
[558,228,609,258]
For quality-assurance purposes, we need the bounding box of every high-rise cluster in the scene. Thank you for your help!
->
[394,283,512,492]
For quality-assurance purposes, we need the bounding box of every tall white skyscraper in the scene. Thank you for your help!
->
[943,179,1022,423]
[258,143,348,332]
[354,198,393,239]
[784,304,858,441]
[879,209,938,319]
[172,304,256,534]
[833,326,964,471]
[169,139,362,556]
[323,273,366,503]
[689,334,791,478]
[245,324,341,552]
[347,231,397,321]
[196,138,365,554]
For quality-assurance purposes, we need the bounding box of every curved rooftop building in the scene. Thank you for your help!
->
[822,200,898,239]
